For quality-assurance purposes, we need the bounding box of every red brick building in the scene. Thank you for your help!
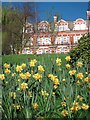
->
[22,14,89,54]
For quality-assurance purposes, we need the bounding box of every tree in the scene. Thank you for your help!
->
[2,6,23,54]
[69,33,90,73]
[2,2,37,55]
[19,2,38,53]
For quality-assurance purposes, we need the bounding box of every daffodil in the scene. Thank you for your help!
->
[65,56,71,61]
[33,73,42,80]
[69,70,76,75]
[56,58,61,64]
[81,103,89,110]
[19,73,26,79]
[16,65,22,72]
[66,64,70,69]
[70,102,81,112]
[61,102,66,107]
[5,69,11,74]
[77,62,83,67]
[79,97,84,101]
[83,77,89,83]
[9,92,16,99]
[76,80,81,85]
[77,73,83,79]
[36,116,44,120]
[12,73,16,77]
[87,83,90,89]
[0,74,5,80]
[62,79,66,82]
[30,59,37,67]
[32,103,39,110]
[38,65,45,72]
[61,110,68,117]
[41,90,49,97]
[21,63,26,69]
[56,58,62,66]
[53,85,58,89]
[25,72,31,79]
[4,63,10,69]
[17,79,20,82]
[21,82,28,90]
[53,78,60,85]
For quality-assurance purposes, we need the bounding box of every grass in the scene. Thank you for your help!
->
[2,53,67,64]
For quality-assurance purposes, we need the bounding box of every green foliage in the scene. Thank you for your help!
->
[2,53,67,64]
[2,7,23,55]
[2,3,36,55]
[69,33,90,72]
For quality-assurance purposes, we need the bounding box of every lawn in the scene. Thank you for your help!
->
[2,53,67,64]
[1,53,90,119]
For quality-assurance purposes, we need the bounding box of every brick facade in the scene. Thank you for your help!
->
[22,16,89,54]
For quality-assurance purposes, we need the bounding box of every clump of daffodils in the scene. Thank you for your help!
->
[19,72,31,79]
[70,101,81,112]
[69,70,76,75]
[48,74,60,87]
[2,57,90,119]
[33,73,42,81]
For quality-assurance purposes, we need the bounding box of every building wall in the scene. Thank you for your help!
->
[22,18,88,54]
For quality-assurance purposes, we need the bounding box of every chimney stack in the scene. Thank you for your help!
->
[54,15,58,23]
[87,1,90,33]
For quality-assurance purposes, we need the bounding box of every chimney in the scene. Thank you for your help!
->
[87,1,90,33]
[54,15,58,23]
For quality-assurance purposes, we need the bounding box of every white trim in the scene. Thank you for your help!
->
[38,21,49,24]
[57,19,68,24]
[74,18,85,23]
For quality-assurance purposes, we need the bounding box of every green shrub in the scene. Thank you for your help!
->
[69,33,90,73]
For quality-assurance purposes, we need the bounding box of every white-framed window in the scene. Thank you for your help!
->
[55,37,61,44]
[74,23,87,30]
[60,36,64,44]
[73,35,82,43]
[61,47,64,53]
